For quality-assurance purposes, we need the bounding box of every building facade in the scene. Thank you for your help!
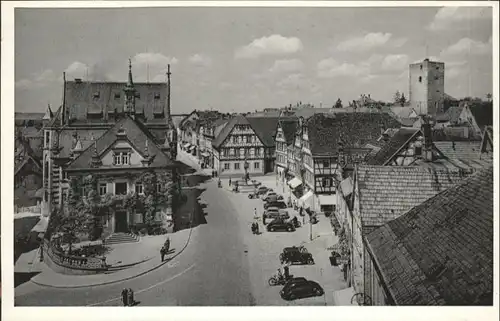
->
[41,61,178,223]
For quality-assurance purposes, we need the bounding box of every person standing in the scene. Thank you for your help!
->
[160,246,166,262]
[127,288,134,306]
[253,207,258,219]
[229,178,232,186]
[164,237,171,253]
[284,264,290,279]
[121,288,128,306]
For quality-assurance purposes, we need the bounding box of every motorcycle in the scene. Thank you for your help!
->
[268,272,294,286]
[248,192,259,199]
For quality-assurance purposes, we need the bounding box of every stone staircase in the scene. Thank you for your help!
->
[105,233,140,245]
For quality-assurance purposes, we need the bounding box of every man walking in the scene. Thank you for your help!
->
[121,288,128,306]
[160,246,166,262]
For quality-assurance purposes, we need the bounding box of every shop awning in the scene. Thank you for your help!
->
[287,177,303,189]
[183,143,191,148]
[319,194,337,206]
[299,190,314,209]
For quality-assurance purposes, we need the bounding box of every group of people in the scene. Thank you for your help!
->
[277,264,291,280]
[121,288,135,306]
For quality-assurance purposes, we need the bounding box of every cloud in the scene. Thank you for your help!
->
[235,35,303,59]
[336,33,407,52]
[16,69,58,90]
[441,37,491,56]
[65,61,113,81]
[317,58,370,78]
[277,73,320,93]
[130,52,179,82]
[189,53,212,67]
[428,7,491,31]
[269,58,304,73]
[381,54,409,71]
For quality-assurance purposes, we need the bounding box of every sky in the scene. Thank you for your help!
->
[14,6,493,114]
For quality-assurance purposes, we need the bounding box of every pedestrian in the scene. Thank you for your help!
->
[121,288,128,306]
[299,206,303,217]
[254,207,257,219]
[160,246,166,262]
[229,178,232,186]
[127,288,134,306]
[164,236,171,253]
[284,264,290,279]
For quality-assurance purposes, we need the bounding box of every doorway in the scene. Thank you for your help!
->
[114,211,128,232]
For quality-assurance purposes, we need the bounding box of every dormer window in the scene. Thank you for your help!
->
[135,93,141,99]
[113,150,130,165]
[154,93,161,99]
[418,76,422,83]
[93,91,100,99]
[114,93,121,99]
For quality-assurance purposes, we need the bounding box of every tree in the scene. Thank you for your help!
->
[399,93,407,106]
[334,98,343,109]
[393,90,401,104]
[486,93,492,102]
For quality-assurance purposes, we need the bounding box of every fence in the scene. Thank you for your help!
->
[42,239,108,275]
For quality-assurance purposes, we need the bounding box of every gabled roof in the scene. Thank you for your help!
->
[66,116,173,170]
[465,101,493,129]
[367,128,422,165]
[480,126,493,153]
[356,165,473,227]
[434,141,492,170]
[42,105,53,120]
[46,106,63,128]
[391,106,418,119]
[279,118,299,145]
[307,113,401,156]
[211,115,249,149]
[366,166,493,305]
[15,155,42,176]
[245,117,281,147]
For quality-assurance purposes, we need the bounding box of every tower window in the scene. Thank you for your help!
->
[114,93,121,99]
[418,76,422,83]
[154,93,160,99]
[135,93,141,99]
[93,91,100,99]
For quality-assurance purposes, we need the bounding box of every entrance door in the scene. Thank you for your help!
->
[114,211,128,232]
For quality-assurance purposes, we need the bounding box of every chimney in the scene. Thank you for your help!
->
[421,115,434,162]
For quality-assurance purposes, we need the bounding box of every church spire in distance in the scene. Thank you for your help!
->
[123,58,136,118]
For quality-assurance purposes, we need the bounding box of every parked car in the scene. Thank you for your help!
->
[266,218,295,232]
[264,194,285,203]
[263,191,277,201]
[256,186,269,195]
[280,279,324,301]
[279,246,314,265]
[261,190,276,200]
[264,201,287,210]
[263,208,290,222]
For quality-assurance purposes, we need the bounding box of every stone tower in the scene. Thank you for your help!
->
[123,59,136,118]
[409,58,445,116]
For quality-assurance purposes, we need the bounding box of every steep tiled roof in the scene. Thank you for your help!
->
[442,105,464,123]
[367,128,422,165]
[357,165,473,227]
[211,115,249,149]
[65,81,169,123]
[399,118,417,127]
[466,101,493,129]
[279,118,299,145]
[390,106,418,119]
[434,141,492,170]
[67,116,173,170]
[431,127,482,142]
[366,167,493,305]
[246,117,281,147]
[307,113,401,156]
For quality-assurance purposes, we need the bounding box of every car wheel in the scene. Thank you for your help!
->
[315,288,323,296]
[269,227,275,232]
[308,258,314,265]
[287,226,293,232]
[289,293,296,300]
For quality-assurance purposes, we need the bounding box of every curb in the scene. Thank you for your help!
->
[31,214,196,289]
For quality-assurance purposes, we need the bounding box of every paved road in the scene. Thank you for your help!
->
[15,178,256,306]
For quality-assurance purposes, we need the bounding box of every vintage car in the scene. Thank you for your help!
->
[280,279,324,301]
[264,200,287,210]
[266,218,295,232]
[263,208,290,223]
[279,246,315,265]
[264,194,285,203]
